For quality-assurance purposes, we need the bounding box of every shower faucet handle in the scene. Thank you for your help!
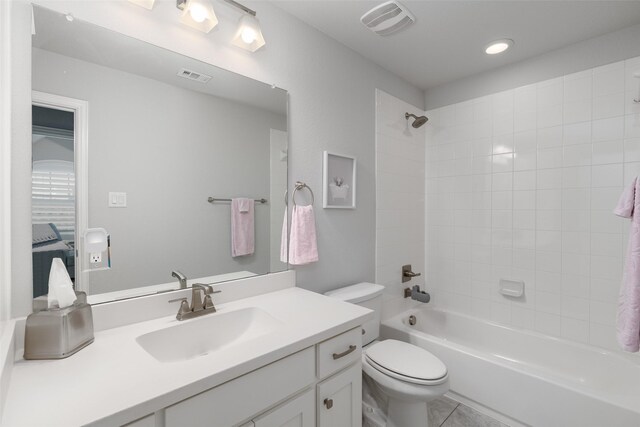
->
[402,264,421,283]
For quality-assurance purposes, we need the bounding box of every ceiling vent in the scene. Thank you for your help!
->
[176,68,212,83]
[360,1,415,36]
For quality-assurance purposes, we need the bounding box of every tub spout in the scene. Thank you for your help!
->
[404,285,430,303]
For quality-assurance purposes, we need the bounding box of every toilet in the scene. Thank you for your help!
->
[325,282,449,427]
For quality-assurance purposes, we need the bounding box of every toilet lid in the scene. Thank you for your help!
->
[365,340,447,384]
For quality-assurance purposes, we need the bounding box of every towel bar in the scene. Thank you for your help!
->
[207,197,267,204]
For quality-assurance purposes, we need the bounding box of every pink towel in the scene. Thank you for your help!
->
[614,177,640,352]
[231,198,254,257]
[280,210,288,263]
[288,205,318,265]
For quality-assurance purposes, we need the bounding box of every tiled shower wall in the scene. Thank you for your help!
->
[424,57,640,351]
[375,89,425,318]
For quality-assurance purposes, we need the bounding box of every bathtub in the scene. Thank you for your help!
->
[381,307,640,427]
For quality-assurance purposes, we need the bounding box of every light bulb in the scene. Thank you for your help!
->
[189,3,208,23]
[485,39,513,55]
[241,28,256,44]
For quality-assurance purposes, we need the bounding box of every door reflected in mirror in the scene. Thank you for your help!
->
[31,5,288,304]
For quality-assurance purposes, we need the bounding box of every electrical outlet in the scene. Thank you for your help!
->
[90,252,102,264]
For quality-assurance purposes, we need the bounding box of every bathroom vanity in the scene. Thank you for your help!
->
[1,272,371,427]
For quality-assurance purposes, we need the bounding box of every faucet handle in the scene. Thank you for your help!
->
[203,294,217,312]
[168,297,191,319]
[193,283,222,295]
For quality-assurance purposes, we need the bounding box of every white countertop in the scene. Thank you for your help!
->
[2,288,372,427]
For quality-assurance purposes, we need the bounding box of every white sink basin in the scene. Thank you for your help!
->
[136,307,282,363]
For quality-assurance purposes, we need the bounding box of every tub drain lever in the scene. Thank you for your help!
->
[403,285,431,303]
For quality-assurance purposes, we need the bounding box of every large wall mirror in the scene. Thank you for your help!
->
[31,5,288,303]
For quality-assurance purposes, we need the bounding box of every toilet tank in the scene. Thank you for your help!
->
[325,282,384,346]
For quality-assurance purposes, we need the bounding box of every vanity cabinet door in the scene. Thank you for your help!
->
[317,362,362,427]
[253,388,315,427]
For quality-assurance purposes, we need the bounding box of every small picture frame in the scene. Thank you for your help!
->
[323,151,356,209]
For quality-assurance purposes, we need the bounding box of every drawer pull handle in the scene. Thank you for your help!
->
[332,345,357,360]
[324,398,333,409]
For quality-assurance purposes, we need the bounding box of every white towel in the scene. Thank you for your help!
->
[280,210,288,263]
[231,198,254,257]
[288,205,319,265]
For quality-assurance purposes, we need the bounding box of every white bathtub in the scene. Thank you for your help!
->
[381,308,640,427]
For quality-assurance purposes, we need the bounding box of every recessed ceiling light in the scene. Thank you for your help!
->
[485,39,513,55]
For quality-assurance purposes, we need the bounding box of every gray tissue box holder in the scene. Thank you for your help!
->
[24,291,94,360]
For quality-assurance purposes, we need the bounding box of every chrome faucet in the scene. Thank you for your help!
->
[171,270,187,289]
[168,283,221,321]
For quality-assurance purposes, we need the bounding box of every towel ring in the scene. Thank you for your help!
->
[291,181,314,206]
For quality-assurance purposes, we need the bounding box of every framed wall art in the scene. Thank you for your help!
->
[323,151,356,209]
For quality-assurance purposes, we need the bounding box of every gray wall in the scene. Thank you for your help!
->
[425,22,640,110]
[9,0,424,316]
[33,48,286,294]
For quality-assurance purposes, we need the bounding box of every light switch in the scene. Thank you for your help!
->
[108,192,127,208]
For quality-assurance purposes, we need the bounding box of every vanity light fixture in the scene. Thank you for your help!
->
[225,0,266,52]
[127,0,156,10]
[485,39,513,55]
[177,0,218,33]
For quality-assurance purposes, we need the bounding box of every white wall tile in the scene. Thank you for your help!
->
[514,130,537,151]
[538,147,563,169]
[513,210,536,230]
[492,172,513,191]
[535,311,562,336]
[592,164,623,188]
[563,122,591,146]
[564,72,592,103]
[592,61,625,97]
[538,126,563,149]
[562,166,591,188]
[420,60,634,351]
[562,231,590,254]
[592,116,624,142]
[537,168,562,189]
[536,210,562,231]
[514,150,537,171]
[591,187,622,210]
[563,101,592,125]
[514,170,536,190]
[563,144,592,167]
[562,210,590,232]
[561,273,589,297]
[561,317,589,343]
[514,190,536,210]
[536,189,562,209]
[592,93,625,120]
[592,140,623,165]
[625,113,640,139]
[536,231,562,253]
[562,188,590,211]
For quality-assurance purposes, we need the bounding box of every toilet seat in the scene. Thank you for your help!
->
[364,339,448,386]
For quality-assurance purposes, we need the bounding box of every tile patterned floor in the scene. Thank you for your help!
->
[428,396,510,427]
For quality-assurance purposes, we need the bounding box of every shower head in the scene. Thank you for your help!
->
[405,112,428,128]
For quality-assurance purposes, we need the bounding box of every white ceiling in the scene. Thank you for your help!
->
[273,0,640,91]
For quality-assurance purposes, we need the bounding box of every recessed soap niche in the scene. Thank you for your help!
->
[499,279,524,298]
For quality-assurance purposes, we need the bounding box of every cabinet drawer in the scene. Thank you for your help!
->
[165,347,315,427]
[316,327,361,379]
